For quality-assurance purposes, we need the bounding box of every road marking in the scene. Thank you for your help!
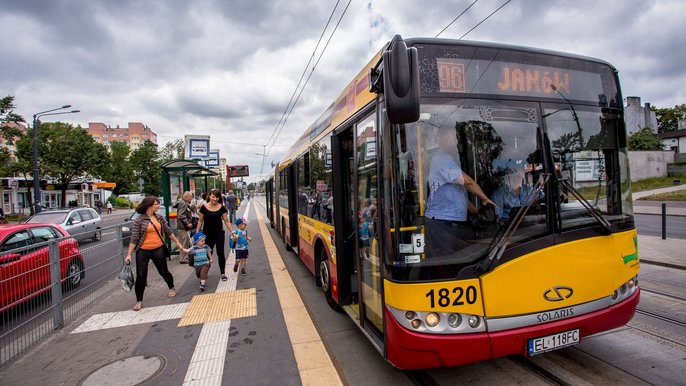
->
[72,303,189,333]
[254,204,343,386]
[182,203,251,385]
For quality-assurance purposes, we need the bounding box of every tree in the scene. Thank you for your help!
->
[159,138,184,163]
[0,95,24,129]
[0,96,25,212]
[652,104,686,133]
[0,95,25,175]
[627,127,664,151]
[16,122,109,207]
[102,141,135,195]
[129,141,162,196]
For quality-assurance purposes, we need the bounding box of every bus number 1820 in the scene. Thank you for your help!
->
[426,286,478,308]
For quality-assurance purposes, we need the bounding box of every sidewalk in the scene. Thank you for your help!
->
[638,234,686,269]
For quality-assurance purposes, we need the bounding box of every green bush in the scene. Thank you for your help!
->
[114,197,132,208]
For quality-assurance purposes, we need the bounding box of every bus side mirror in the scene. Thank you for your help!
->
[382,35,420,124]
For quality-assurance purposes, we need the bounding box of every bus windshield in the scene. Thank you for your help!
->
[389,99,633,281]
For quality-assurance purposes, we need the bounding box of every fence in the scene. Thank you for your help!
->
[0,222,128,367]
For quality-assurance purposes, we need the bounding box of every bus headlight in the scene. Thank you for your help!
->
[425,312,440,327]
[468,315,480,328]
[447,313,461,328]
[387,305,487,334]
[610,275,639,305]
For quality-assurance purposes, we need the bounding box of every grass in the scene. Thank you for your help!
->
[638,190,686,201]
[632,175,685,192]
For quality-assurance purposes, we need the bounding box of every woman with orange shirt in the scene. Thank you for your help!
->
[124,196,186,311]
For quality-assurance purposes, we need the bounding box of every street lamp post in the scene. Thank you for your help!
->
[32,105,80,214]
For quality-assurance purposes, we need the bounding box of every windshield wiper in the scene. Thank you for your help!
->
[476,173,550,274]
[558,178,613,234]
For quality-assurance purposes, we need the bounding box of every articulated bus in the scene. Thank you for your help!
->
[266,36,639,369]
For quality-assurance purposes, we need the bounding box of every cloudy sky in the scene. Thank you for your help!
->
[2,0,685,182]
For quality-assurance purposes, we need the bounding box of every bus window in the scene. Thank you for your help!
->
[545,105,632,231]
[308,134,333,223]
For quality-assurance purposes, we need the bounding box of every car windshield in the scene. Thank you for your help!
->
[26,212,68,224]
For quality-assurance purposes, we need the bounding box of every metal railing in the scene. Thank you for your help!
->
[0,222,127,367]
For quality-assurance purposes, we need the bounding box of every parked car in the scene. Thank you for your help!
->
[0,223,85,312]
[25,208,102,242]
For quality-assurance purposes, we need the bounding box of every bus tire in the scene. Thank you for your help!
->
[319,249,340,311]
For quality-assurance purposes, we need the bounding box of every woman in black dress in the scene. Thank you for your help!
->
[196,189,235,281]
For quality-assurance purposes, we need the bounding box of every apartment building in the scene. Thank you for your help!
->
[87,122,157,149]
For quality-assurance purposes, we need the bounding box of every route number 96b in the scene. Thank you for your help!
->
[426,286,478,308]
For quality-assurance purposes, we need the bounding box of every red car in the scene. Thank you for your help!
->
[0,223,85,312]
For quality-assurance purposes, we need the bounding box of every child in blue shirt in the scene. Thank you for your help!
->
[187,231,213,291]
[231,218,252,275]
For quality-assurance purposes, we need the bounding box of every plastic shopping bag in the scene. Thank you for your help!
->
[118,264,135,292]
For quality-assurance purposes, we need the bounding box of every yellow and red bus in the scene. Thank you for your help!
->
[267,36,639,369]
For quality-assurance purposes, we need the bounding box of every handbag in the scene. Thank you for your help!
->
[118,264,135,292]
[151,217,171,258]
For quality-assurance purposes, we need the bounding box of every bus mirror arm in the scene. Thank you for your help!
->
[369,57,383,93]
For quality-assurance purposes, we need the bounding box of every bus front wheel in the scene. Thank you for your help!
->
[319,250,339,311]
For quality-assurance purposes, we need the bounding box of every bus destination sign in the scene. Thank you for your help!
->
[435,58,603,103]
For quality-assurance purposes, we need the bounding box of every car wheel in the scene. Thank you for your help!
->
[64,258,84,290]
[319,250,339,311]
[92,229,102,242]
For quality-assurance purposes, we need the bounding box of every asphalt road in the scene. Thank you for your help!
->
[635,213,686,239]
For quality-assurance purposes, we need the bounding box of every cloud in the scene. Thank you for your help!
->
[2,0,685,181]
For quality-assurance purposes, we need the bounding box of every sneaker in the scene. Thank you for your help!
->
[168,288,176,298]
[233,264,238,273]
[221,274,228,281]
[240,268,246,275]
[133,302,142,311]
[200,284,205,292]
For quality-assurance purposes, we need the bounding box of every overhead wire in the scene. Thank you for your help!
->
[459,0,511,40]
[263,0,345,156]
[267,0,352,159]
[435,0,480,38]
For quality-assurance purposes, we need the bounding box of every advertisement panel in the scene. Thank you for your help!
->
[228,165,250,177]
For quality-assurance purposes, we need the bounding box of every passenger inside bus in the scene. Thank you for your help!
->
[491,163,537,222]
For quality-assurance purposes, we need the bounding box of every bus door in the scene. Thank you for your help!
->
[287,163,299,252]
[355,113,384,337]
[332,127,357,305]
[266,177,274,227]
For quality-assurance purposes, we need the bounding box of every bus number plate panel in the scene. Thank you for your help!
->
[528,329,579,356]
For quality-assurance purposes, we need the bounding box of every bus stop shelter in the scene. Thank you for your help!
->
[160,160,217,254]
[161,159,218,207]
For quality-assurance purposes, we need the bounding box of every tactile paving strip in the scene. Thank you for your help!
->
[178,288,256,326]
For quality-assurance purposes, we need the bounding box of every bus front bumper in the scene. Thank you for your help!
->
[384,288,640,370]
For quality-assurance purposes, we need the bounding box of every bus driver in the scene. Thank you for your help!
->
[425,125,495,254]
